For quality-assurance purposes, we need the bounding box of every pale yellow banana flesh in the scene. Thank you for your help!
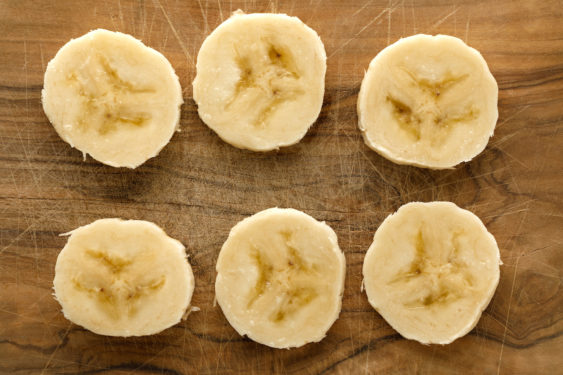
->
[193,11,327,151]
[215,208,346,348]
[42,29,183,168]
[358,34,498,169]
[362,202,501,344]
[53,219,195,337]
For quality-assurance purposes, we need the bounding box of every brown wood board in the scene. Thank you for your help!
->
[0,0,562,374]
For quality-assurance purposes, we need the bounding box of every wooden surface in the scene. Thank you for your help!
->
[1,0,562,374]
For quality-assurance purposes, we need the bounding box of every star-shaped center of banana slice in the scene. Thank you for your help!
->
[67,53,155,135]
[226,41,305,127]
[72,249,165,320]
[246,231,320,323]
[386,68,479,147]
[390,228,475,308]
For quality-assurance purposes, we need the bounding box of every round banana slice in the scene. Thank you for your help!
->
[215,208,345,348]
[362,201,501,344]
[42,29,183,168]
[53,219,195,337]
[357,34,498,169]
[193,11,327,151]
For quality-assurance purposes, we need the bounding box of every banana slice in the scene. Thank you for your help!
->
[357,34,498,169]
[193,11,326,151]
[53,219,195,337]
[215,208,345,348]
[42,29,183,168]
[362,202,501,344]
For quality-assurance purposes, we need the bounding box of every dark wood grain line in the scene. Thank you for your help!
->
[61,363,184,375]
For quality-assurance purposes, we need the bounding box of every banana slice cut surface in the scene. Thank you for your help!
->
[53,219,195,337]
[193,11,327,151]
[362,202,501,344]
[357,34,498,169]
[215,208,345,348]
[42,29,183,168]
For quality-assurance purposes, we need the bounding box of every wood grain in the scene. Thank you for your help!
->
[0,0,561,374]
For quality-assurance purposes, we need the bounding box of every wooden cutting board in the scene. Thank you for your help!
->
[1,0,561,373]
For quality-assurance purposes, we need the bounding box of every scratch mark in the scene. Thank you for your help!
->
[155,0,196,67]
[16,39,46,211]
[427,346,438,373]
[411,0,416,33]
[194,325,209,371]
[387,0,392,45]
[197,0,209,34]
[402,167,511,200]
[489,130,520,148]
[5,351,105,372]
[329,5,392,58]
[216,331,237,373]
[525,256,561,278]
[401,0,406,35]
[140,0,147,40]
[495,197,531,374]
[305,0,323,24]
[506,164,523,195]
[0,204,64,255]
[363,307,374,373]
[358,148,397,190]
[0,305,59,330]
[496,105,531,129]
[496,254,521,375]
[269,0,277,12]
[31,228,39,281]
[217,0,224,21]
[117,0,125,29]
[453,3,457,34]
[110,8,118,31]
[181,323,187,362]
[481,205,529,219]
[23,40,29,114]
[148,11,157,44]
[130,344,170,373]
[333,38,345,188]
[39,43,45,72]
[464,15,471,43]
[352,0,375,16]
[40,323,72,374]
[430,6,458,32]
[494,145,530,169]
[289,0,296,15]
[470,197,531,214]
